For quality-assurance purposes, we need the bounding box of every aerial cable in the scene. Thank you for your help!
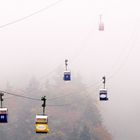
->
[0,89,76,107]
[0,0,63,29]
[48,81,101,104]
[0,90,76,107]
[0,90,40,101]
[0,79,104,108]
[47,93,73,101]
[47,84,98,101]
[46,77,102,102]
[1,66,103,104]
[46,103,71,106]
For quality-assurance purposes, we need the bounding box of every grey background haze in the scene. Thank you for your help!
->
[0,0,140,139]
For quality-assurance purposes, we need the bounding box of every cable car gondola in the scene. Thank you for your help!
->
[99,89,108,101]
[99,23,104,31]
[99,15,104,31]
[64,71,71,81]
[35,114,49,133]
[0,108,8,123]
[99,76,108,101]
[35,96,49,133]
[0,93,8,123]
[63,59,71,81]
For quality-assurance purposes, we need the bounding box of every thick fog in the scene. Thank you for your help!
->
[0,0,140,139]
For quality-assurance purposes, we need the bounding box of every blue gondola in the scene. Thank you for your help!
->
[0,108,8,123]
[64,71,71,81]
[63,59,71,81]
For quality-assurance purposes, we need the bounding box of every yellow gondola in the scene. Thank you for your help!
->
[35,114,49,133]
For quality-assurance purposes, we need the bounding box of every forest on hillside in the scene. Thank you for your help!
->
[0,70,112,140]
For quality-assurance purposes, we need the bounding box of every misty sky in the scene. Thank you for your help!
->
[1,0,140,139]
